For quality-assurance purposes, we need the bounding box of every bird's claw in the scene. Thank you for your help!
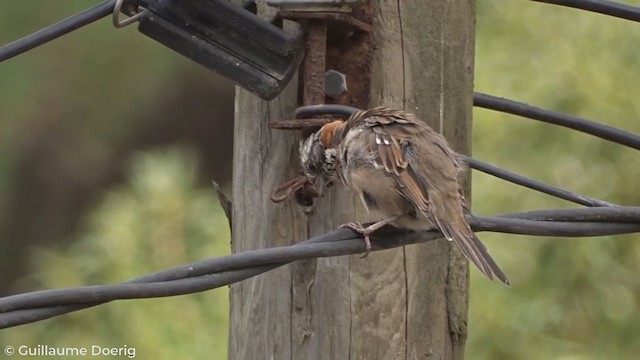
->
[339,222,372,258]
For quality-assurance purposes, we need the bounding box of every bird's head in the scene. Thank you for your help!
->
[270,120,345,205]
[299,128,338,197]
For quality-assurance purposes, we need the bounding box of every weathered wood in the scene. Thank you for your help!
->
[396,1,475,359]
[229,1,475,359]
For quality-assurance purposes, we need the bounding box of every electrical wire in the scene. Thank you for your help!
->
[295,104,361,119]
[2,207,640,328]
[531,0,640,22]
[0,0,117,62]
[498,206,640,221]
[462,157,615,207]
[474,93,640,150]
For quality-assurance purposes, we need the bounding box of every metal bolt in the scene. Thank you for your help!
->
[324,69,347,99]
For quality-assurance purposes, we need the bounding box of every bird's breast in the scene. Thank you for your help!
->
[347,167,403,212]
[347,167,434,231]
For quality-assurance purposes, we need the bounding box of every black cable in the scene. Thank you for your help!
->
[295,104,361,119]
[0,228,363,328]
[499,206,640,222]
[0,239,395,312]
[463,157,614,207]
[298,100,640,151]
[0,0,117,62]
[472,215,640,236]
[0,265,284,329]
[2,207,640,328]
[531,0,640,22]
[474,93,640,150]
[0,228,426,328]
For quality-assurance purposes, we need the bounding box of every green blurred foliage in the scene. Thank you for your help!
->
[0,0,233,299]
[1,148,230,359]
[0,2,179,136]
[469,1,640,359]
[0,2,232,358]
[0,1,190,206]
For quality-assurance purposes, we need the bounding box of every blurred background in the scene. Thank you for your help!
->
[0,1,639,358]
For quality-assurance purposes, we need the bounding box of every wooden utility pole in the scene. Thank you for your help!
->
[229,1,475,359]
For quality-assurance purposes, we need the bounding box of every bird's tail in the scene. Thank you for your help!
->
[435,214,510,286]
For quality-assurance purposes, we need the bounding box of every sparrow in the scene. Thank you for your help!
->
[298,106,510,285]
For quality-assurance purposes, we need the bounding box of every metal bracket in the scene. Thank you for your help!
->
[266,1,376,206]
[126,0,304,100]
[268,0,375,127]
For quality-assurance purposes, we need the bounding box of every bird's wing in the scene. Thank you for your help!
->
[362,113,431,215]
[415,130,510,285]
[361,110,509,285]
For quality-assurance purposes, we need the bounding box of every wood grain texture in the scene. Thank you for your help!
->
[229,1,475,359]
[228,82,303,359]
[396,1,475,359]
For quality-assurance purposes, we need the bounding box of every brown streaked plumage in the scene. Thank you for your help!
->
[299,106,510,285]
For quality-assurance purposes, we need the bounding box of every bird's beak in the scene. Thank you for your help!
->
[308,177,325,197]
[270,175,309,203]
[270,174,324,204]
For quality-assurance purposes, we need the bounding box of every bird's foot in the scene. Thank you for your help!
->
[339,222,374,258]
